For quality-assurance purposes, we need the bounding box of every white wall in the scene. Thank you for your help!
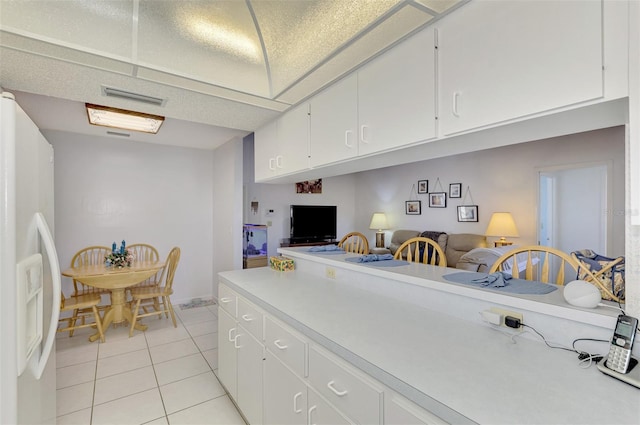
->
[243,134,357,258]
[212,136,244,297]
[48,130,215,304]
[353,126,625,255]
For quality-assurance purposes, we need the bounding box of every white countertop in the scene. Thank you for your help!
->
[278,247,622,330]
[219,264,640,425]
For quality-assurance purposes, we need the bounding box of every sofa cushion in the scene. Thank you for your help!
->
[388,229,421,256]
[446,233,487,268]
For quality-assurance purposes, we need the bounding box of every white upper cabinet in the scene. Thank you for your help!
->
[309,28,436,167]
[309,74,358,167]
[438,0,604,136]
[254,103,310,182]
[254,119,279,181]
[358,27,436,156]
[278,103,310,175]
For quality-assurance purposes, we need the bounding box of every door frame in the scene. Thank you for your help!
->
[535,160,613,255]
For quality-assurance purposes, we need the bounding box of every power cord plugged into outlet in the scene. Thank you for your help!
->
[505,316,522,329]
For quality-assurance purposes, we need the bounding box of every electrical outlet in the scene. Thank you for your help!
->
[489,307,523,330]
[325,267,336,279]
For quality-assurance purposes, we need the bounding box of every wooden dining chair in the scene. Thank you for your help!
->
[393,237,447,267]
[58,291,105,343]
[126,243,163,312]
[338,232,370,254]
[129,247,181,337]
[489,245,580,285]
[70,246,112,298]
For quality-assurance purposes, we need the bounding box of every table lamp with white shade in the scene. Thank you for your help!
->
[485,212,519,247]
[369,212,389,248]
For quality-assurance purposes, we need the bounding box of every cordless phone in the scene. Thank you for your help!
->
[605,314,639,374]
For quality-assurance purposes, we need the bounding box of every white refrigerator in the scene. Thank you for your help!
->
[0,92,61,424]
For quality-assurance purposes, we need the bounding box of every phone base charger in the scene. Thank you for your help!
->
[597,356,640,389]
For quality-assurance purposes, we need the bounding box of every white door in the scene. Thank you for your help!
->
[217,308,238,400]
[538,163,610,255]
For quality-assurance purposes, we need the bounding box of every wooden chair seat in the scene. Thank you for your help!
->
[58,292,105,343]
[338,231,370,254]
[393,237,447,266]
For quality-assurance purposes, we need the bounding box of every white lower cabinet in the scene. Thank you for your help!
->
[236,326,264,425]
[308,345,382,425]
[307,388,352,425]
[217,293,264,425]
[218,307,238,400]
[218,283,448,425]
[264,350,307,425]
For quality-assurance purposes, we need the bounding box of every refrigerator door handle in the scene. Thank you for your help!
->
[33,212,61,380]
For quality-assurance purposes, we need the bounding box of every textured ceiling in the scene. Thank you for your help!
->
[0,0,466,149]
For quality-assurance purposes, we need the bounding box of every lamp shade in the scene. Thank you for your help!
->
[485,212,519,239]
[369,213,388,230]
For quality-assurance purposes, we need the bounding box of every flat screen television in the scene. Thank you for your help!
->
[290,205,337,242]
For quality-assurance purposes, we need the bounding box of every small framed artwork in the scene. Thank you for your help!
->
[457,205,479,222]
[417,180,429,194]
[405,200,421,215]
[428,192,447,208]
[449,183,462,198]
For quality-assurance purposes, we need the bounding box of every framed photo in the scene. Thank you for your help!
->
[457,205,479,222]
[405,200,421,215]
[428,192,447,208]
[417,180,429,194]
[449,183,462,198]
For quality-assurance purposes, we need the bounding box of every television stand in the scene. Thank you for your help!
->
[280,239,336,248]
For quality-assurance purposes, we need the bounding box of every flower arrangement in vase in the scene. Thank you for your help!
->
[105,240,135,268]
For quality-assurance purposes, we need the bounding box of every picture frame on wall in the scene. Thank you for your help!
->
[457,205,479,222]
[417,180,428,194]
[449,183,462,198]
[405,200,421,215]
[428,192,446,208]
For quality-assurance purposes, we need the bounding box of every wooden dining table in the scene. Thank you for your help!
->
[61,261,165,342]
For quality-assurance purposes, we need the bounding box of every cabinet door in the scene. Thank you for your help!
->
[264,351,307,425]
[307,389,352,425]
[236,325,265,425]
[254,119,278,181]
[217,308,238,400]
[309,74,358,167]
[358,28,436,155]
[438,0,603,135]
[277,102,310,175]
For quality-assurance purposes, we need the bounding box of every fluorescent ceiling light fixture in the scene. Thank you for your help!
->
[86,103,165,134]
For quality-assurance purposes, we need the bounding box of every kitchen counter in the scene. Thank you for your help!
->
[219,262,640,424]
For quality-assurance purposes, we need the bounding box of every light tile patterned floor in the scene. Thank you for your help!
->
[55,304,246,425]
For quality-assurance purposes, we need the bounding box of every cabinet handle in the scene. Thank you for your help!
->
[360,125,370,144]
[241,314,253,322]
[452,91,460,117]
[327,380,348,397]
[276,155,283,169]
[293,392,303,413]
[234,334,242,349]
[228,328,236,342]
[345,130,353,148]
[220,297,232,303]
[308,405,317,425]
[273,339,288,350]
[269,157,276,171]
